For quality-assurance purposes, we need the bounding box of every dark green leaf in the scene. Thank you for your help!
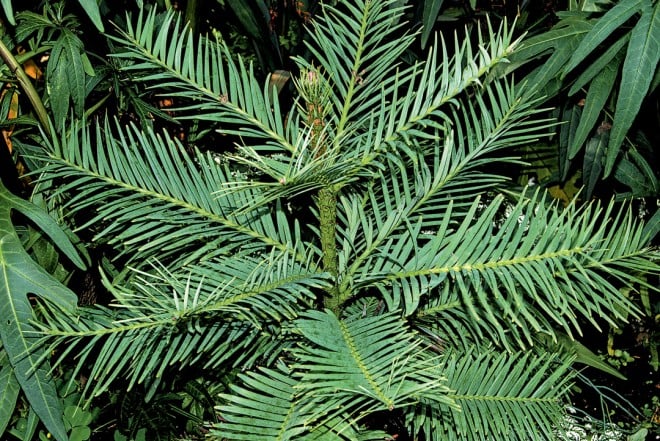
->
[567,32,629,95]
[582,129,607,199]
[564,0,644,74]
[77,0,104,32]
[420,0,445,49]
[569,49,622,158]
[606,1,660,176]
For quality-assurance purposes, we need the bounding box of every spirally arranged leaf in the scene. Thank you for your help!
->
[0,182,85,441]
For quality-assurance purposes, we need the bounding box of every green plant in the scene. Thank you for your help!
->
[0,0,658,439]
[21,1,659,440]
[510,0,659,199]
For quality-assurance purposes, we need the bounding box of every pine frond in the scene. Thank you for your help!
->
[38,119,309,270]
[294,0,415,132]
[293,310,454,425]
[110,8,296,153]
[408,190,656,349]
[34,247,328,399]
[215,363,391,440]
[409,348,576,440]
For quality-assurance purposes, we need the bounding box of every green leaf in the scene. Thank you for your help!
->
[569,49,622,159]
[564,0,644,74]
[606,1,660,176]
[567,32,629,95]
[420,0,445,49]
[0,182,83,441]
[582,130,607,199]
[0,0,14,25]
[0,350,20,436]
[77,0,104,32]
[224,0,281,69]
[47,29,91,127]
[535,332,626,380]
[295,310,453,422]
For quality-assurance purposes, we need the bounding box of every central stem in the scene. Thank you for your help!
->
[319,186,340,312]
[299,69,341,313]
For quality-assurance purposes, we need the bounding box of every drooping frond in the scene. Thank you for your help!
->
[406,190,656,349]
[215,364,391,440]
[37,119,310,270]
[109,7,297,154]
[293,310,454,425]
[408,348,576,440]
[34,247,329,399]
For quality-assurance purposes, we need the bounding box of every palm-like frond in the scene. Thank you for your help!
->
[38,119,309,270]
[35,246,328,399]
[346,187,656,348]
[409,348,576,440]
[293,310,454,423]
[110,7,297,154]
[215,364,391,440]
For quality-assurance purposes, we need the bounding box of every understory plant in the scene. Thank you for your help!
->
[1,0,658,439]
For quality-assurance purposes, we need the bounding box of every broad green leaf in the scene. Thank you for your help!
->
[613,153,657,197]
[606,1,660,176]
[0,0,14,25]
[582,130,607,199]
[0,350,20,436]
[420,0,445,49]
[0,182,83,441]
[569,49,622,159]
[514,17,592,61]
[77,0,104,32]
[564,0,644,74]
[518,21,592,97]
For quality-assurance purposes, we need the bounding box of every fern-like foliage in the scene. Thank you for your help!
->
[31,0,659,439]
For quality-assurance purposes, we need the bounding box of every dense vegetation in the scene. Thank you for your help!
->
[0,1,658,440]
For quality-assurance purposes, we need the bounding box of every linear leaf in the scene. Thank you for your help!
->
[606,1,660,176]
[564,0,644,74]
[569,50,622,159]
